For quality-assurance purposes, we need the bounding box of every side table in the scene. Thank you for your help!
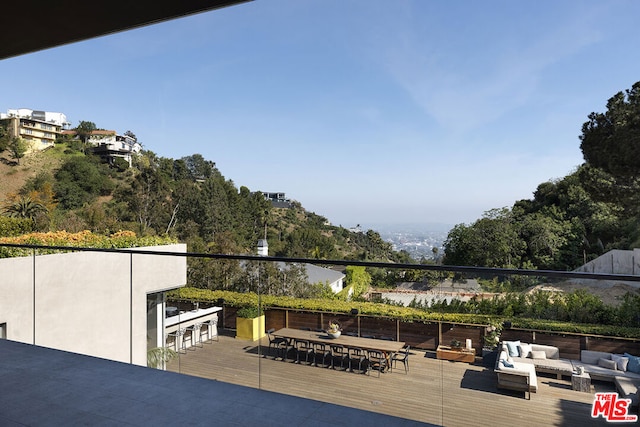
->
[572,372,591,392]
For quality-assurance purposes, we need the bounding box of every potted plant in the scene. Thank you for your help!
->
[482,322,503,353]
[147,346,178,369]
[450,339,462,350]
[235,306,265,341]
[482,322,503,366]
[327,319,342,339]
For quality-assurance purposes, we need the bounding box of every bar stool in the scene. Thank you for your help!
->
[167,328,187,353]
[202,314,219,343]
[186,323,203,348]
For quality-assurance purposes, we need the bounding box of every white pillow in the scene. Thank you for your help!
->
[612,354,629,372]
[598,358,617,370]
[531,350,546,359]
[519,343,532,358]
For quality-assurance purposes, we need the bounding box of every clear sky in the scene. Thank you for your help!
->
[2,1,640,229]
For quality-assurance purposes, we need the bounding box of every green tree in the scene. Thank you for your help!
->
[0,122,10,152]
[580,81,640,178]
[54,155,114,210]
[444,208,524,268]
[74,120,97,143]
[8,137,28,164]
[343,265,371,299]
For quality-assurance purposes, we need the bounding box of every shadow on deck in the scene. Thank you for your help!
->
[166,330,615,426]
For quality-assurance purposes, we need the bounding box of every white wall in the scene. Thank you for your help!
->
[575,249,640,275]
[0,244,186,366]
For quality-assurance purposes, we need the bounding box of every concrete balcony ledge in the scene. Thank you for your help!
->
[0,339,428,426]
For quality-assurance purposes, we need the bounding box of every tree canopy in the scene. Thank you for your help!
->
[444,81,640,273]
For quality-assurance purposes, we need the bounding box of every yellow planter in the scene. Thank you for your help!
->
[236,315,265,341]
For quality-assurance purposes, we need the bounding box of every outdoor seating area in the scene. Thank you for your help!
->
[165,307,221,352]
[268,328,406,376]
[498,340,640,405]
[166,330,617,425]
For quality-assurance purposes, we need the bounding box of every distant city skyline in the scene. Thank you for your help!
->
[2,1,639,227]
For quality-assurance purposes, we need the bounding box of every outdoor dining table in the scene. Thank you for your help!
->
[273,328,406,355]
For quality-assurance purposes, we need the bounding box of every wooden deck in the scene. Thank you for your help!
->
[167,331,615,426]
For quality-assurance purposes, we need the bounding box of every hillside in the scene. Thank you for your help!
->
[0,143,410,269]
[0,144,67,204]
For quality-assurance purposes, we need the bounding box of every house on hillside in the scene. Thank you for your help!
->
[62,129,142,166]
[0,108,70,153]
[260,191,292,208]
[303,262,345,293]
[255,240,345,293]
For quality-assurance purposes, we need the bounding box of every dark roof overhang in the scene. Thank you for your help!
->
[0,1,250,61]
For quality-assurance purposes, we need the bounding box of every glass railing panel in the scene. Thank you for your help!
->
[4,243,640,424]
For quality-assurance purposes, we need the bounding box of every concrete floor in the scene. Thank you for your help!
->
[0,339,432,426]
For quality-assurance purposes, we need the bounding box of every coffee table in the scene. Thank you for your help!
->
[436,345,475,363]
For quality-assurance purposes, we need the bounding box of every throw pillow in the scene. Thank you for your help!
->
[519,343,532,358]
[612,354,629,372]
[530,350,546,359]
[505,340,521,357]
[598,358,617,370]
[624,353,640,374]
[501,359,514,368]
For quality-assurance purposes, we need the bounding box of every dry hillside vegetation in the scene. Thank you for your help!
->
[0,149,63,205]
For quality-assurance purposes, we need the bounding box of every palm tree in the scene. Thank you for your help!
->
[2,196,48,221]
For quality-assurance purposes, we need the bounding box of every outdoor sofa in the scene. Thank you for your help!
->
[500,341,574,379]
[497,341,640,406]
[495,347,537,399]
[573,350,640,407]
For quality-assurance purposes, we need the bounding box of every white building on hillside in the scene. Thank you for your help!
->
[0,108,70,153]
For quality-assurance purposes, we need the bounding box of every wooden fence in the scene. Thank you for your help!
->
[172,301,640,357]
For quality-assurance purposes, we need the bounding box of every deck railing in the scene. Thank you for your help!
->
[2,242,640,424]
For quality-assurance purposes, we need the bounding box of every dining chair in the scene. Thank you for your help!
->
[295,339,314,365]
[330,344,348,370]
[348,347,368,373]
[266,328,286,359]
[313,342,331,368]
[391,345,410,373]
[366,349,388,377]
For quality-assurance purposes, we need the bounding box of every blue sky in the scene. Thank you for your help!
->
[2,1,640,229]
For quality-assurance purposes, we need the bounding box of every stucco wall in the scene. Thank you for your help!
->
[0,244,186,366]
[575,248,640,275]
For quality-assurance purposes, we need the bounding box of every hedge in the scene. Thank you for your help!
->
[0,230,177,258]
[169,287,640,339]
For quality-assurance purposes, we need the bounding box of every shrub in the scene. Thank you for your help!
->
[236,306,264,318]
